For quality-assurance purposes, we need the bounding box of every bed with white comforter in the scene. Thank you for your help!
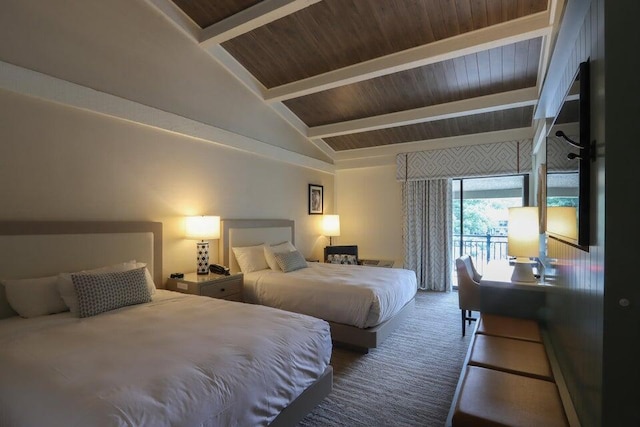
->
[244,262,417,329]
[0,290,332,427]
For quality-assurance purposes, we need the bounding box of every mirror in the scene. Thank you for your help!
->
[546,60,590,249]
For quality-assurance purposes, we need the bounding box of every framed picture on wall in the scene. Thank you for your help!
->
[308,184,323,215]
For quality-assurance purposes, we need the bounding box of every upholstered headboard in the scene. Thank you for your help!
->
[219,219,294,273]
[0,221,163,318]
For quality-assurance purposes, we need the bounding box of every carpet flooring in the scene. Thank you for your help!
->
[298,290,472,427]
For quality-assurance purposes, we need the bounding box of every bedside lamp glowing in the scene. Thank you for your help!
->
[507,207,539,283]
[185,216,220,275]
[322,215,340,246]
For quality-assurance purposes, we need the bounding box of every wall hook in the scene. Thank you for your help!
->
[560,136,596,162]
[555,130,583,149]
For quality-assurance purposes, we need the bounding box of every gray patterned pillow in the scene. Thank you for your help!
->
[274,250,308,273]
[71,267,151,318]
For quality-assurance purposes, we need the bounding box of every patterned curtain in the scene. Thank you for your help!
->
[402,179,452,291]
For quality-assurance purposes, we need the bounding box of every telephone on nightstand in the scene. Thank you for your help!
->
[209,264,230,276]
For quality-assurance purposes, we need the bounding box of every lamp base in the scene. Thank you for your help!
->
[196,241,209,275]
[511,258,537,283]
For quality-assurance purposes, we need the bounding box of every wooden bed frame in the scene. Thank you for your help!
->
[220,218,415,353]
[0,220,331,427]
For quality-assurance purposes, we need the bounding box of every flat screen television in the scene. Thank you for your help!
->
[546,59,591,249]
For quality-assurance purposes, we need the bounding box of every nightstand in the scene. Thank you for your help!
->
[360,259,395,268]
[165,272,243,302]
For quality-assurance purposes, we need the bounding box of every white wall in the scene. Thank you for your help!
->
[335,165,404,265]
[0,0,330,163]
[0,90,334,283]
[0,0,342,284]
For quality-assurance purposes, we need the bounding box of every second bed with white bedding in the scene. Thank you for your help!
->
[244,262,417,329]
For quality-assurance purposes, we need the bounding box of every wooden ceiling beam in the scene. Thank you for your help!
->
[265,11,551,103]
[308,88,539,139]
[146,0,202,41]
[536,0,566,94]
[199,0,321,48]
[0,60,334,173]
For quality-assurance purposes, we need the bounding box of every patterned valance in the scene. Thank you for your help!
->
[396,139,533,181]
[546,135,579,173]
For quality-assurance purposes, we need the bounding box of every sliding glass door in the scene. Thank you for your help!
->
[452,175,529,280]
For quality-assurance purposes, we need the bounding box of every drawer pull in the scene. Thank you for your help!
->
[220,288,225,292]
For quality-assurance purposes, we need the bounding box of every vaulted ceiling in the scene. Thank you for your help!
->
[153,0,565,160]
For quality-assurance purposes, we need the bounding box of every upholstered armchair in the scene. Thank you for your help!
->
[456,255,482,337]
[324,245,359,265]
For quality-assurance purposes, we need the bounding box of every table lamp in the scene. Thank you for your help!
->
[507,207,539,283]
[185,216,220,275]
[322,215,340,246]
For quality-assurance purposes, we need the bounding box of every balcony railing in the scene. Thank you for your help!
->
[453,233,508,275]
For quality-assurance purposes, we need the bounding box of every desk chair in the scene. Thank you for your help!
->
[456,255,482,337]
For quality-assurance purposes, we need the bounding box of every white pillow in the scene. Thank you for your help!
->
[57,260,155,315]
[264,241,296,271]
[2,275,68,318]
[135,262,157,295]
[232,244,268,273]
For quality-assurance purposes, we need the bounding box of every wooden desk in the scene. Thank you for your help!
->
[479,260,550,321]
[480,259,553,290]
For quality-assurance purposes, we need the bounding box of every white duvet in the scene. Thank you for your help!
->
[0,290,332,427]
[244,263,417,328]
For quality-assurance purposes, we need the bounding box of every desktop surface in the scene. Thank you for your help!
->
[479,260,550,320]
[481,259,551,291]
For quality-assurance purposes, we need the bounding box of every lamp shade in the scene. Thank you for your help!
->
[547,207,577,240]
[507,207,539,258]
[322,215,340,237]
[185,216,220,240]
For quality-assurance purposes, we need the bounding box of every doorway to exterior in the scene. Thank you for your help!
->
[452,175,529,285]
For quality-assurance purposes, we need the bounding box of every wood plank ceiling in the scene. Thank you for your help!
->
[165,0,560,155]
